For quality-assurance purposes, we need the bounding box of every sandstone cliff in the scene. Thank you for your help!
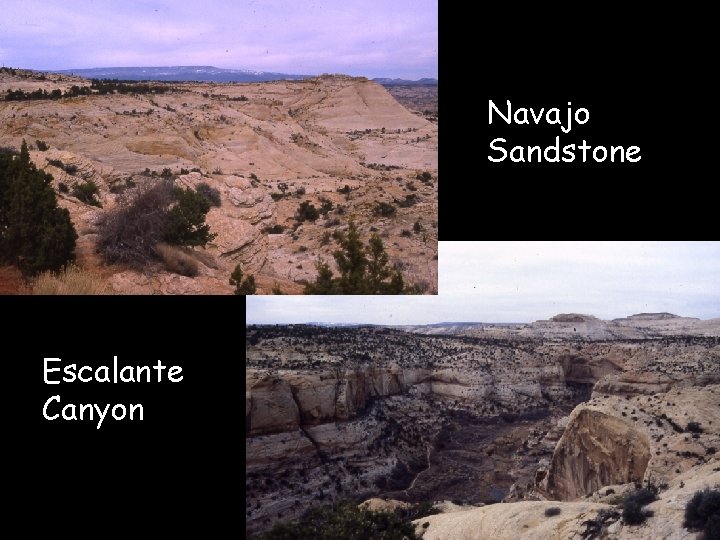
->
[245,325,719,535]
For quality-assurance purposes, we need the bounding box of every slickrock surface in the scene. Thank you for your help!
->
[415,462,720,539]
[1,70,437,294]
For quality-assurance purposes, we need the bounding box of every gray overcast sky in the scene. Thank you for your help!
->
[247,242,720,324]
[0,0,437,79]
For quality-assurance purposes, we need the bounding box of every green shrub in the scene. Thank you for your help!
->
[396,194,418,208]
[545,507,561,517]
[295,200,320,222]
[319,198,333,216]
[706,513,720,540]
[253,499,420,540]
[71,180,102,207]
[305,222,415,295]
[163,187,217,246]
[580,508,620,539]
[263,224,285,234]
[373,201,396,217]
[684,489,720,534]
[622,486,657,525]
[417,171,432,184]
[36,140,49,151]
[230,264,256,295]
[271,283,284,295]
[0,141,77,275]
[196,182,221,207]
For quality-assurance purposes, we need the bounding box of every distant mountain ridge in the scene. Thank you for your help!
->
[45,66,438,86]
[372,77,438,86]
[49,65,311,83]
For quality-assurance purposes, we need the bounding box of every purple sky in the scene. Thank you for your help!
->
[0,0,437,78]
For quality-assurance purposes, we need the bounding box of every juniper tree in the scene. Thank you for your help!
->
[0,140,77,274]
[304,221,413,294]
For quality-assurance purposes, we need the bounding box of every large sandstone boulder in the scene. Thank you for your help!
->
[544,408,651,500]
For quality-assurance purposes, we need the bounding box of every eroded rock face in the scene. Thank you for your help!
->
[545,408,650,500]
[245,326,719,535]
[593,372,674,396]
[559,355,621,384]
[247,367,412,433]
[246,375,300,435]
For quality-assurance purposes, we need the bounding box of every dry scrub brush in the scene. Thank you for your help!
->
[97,180,175,268]
[155,243,199,277]
[28,264,110,295]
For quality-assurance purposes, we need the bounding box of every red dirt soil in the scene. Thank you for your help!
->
[0,266,23,294]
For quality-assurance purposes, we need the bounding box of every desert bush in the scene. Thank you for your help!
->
[545,507,561,517]
[71,180,102,207]
[163,187,217,246]
[337,184,351,194]
[230,264,256,295]
[580,509,620,539]
[684,488,720,535]
[706,513,720,540]
[96,180,175,267]
[417,171,433,184]
[295,200,320,222]
[622,486,658,525]
[36,140,49,151]
[154,243,198,277]
[686,422,703,433]
[271,283,284,295]
[195,182,221,207]
[58,182,69,193]
[263,224,285,234]
[397,194,418,208]
[28,264,110,295]
[373,201,396,217]
[319,197,333,216]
